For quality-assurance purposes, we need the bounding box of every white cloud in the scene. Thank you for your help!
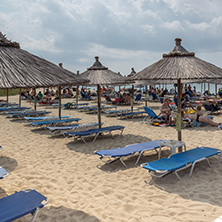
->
[1,0,222,75]
[186,16,222,34]
[163,20,184,31]
[141,24,157,36]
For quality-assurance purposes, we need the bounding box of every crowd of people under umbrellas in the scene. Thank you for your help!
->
[20,84,222,127]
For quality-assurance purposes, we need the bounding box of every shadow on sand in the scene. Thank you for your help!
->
[37,206,100,222]
[0,156,18,174]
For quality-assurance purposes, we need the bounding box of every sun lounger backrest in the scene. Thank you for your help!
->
[144,106,159,118]
[135,94,142,101]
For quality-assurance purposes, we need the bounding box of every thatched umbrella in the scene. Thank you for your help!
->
[130,38,222,141]
[80,56,132,128]
[0,32,88,117]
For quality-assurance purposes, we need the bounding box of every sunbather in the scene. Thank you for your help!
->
[159,98,171,123]
[182,106,221,127]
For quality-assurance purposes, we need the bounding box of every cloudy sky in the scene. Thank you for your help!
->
[1,0,222,76]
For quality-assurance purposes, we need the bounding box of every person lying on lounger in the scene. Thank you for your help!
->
[182,106,221,127]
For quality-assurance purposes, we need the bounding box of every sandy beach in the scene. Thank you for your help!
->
[1,95,222,222]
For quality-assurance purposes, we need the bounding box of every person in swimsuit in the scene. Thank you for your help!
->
[159,98,171,123]
[182,106,221,127]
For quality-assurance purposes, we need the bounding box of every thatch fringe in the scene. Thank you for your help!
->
[0,32,20,48]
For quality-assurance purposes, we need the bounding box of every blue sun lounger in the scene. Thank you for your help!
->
[64,125,125,143]
[119,111,146,119]
[0,166,9,179]
[24,115,70,121]
[0,189,48,222]
[141,147,221,180]
[95,140,165,167]
[0,106,30,113]
[47,122,102,135]
[143,106,164,123]
[30,118,81,127]
[9,110,51,118]
[63,102,89,109]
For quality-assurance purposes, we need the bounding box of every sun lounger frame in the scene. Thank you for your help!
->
[95,140,165,167]
[119,111,146,119]
[142,147,222,180]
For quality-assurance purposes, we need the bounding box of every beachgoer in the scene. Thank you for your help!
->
[159,98,171,122]
[182,106,221,127]
[124,93,131,105]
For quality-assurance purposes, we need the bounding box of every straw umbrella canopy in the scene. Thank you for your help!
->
[0,32,88,116]
[130,38,222,141]
[80,56,132,128]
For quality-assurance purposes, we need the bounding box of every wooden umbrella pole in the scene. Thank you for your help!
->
[97,84,102,128]
[215,84,217,100]
[6,88,9,103]
[59,86,62,119]
[34,88,37,110]
[131,85,134,112]
[145,85,148,107]
[177,79,182,143]
[76,85,79,104]
[19,88,22,107]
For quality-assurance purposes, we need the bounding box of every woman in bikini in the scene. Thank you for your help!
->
[159,98,171,123]
[182,106,221,127]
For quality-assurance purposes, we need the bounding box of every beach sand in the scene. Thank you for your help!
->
[0,95,222,222]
